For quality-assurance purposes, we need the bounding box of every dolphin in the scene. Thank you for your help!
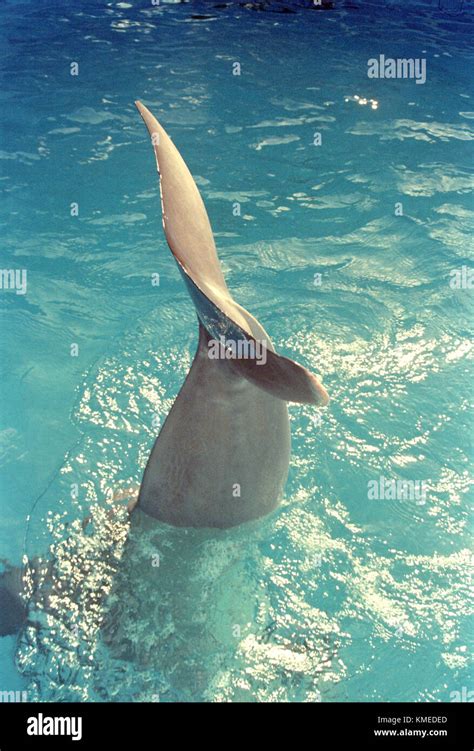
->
[134,101,329,530]
[0,102,329,638]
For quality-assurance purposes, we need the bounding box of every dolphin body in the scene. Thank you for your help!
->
[134,101,329,529]
[0,103,329,638]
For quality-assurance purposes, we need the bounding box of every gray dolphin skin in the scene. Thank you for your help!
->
[134,101,329,529]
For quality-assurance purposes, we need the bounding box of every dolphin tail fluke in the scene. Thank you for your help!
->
[135,100,329,406]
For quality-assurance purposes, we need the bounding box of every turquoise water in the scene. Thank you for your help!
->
[0,0,472,702]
